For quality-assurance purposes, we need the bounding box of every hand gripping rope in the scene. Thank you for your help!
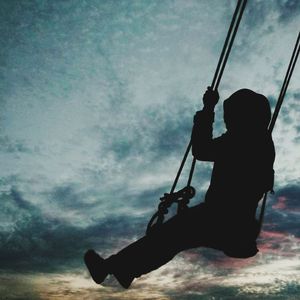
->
[257,31,300,235]
[146,0,248,235]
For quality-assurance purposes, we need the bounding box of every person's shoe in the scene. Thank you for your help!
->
[84,249,108,284]
[113,271,134,289]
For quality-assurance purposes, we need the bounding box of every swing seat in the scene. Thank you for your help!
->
[222,239,258,258]
[215,218,259,258]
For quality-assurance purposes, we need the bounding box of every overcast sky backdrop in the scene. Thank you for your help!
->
[0,0,299,299]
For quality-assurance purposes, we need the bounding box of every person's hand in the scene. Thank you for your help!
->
[203,87,219,109]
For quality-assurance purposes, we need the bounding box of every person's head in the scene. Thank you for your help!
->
[223,89,271,134]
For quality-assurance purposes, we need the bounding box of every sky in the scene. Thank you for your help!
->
[0,0,299,299]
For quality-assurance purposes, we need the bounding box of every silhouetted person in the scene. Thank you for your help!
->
[84,88,275,288]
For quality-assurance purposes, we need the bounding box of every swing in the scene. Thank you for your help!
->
[146,0,300,258]
[147,0,248,235]
[84,2,300,289]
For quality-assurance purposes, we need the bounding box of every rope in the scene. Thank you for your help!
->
[170,140,192,194]
[257,31,300,234]
[146,0,248,235]
[268,32,300,133]
[211,0,243,89]
[212,0,248,90]
[182,0,248,201]
[171,0,247,194]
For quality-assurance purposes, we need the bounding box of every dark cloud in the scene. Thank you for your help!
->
[260,184,300,238]
[4,173,297,274]
[131,186,167,211]
[244,0,300,30]
[0,188,144,273]
[244,2,271,30]
[280,106,294,125]
[290,92,300,112]
[151,101,195,155]
[105,100,195,162]
[10,188,34,210]
[275,184,300,211]
[277,0,300,23]
[0,136,32,154]
[47,184,99,210]
[0,184,299,298]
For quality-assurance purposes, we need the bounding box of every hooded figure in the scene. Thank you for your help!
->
[192,89,275,220]
[223,89,271,133]
[192,89,275,247]
[84,88,276,288]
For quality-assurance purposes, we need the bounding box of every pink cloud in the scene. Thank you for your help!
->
[272,196,287,210]
[181,248,256,270]
[271,194,300,212]
[258,230,300,256]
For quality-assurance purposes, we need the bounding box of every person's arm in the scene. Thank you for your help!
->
[191,87,220,162]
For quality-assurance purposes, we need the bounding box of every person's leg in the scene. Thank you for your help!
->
[84,203,211,288]
[84,225,178,288]
[105,203,210,287]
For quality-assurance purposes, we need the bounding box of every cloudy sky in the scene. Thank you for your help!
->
[0,0,299,299]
